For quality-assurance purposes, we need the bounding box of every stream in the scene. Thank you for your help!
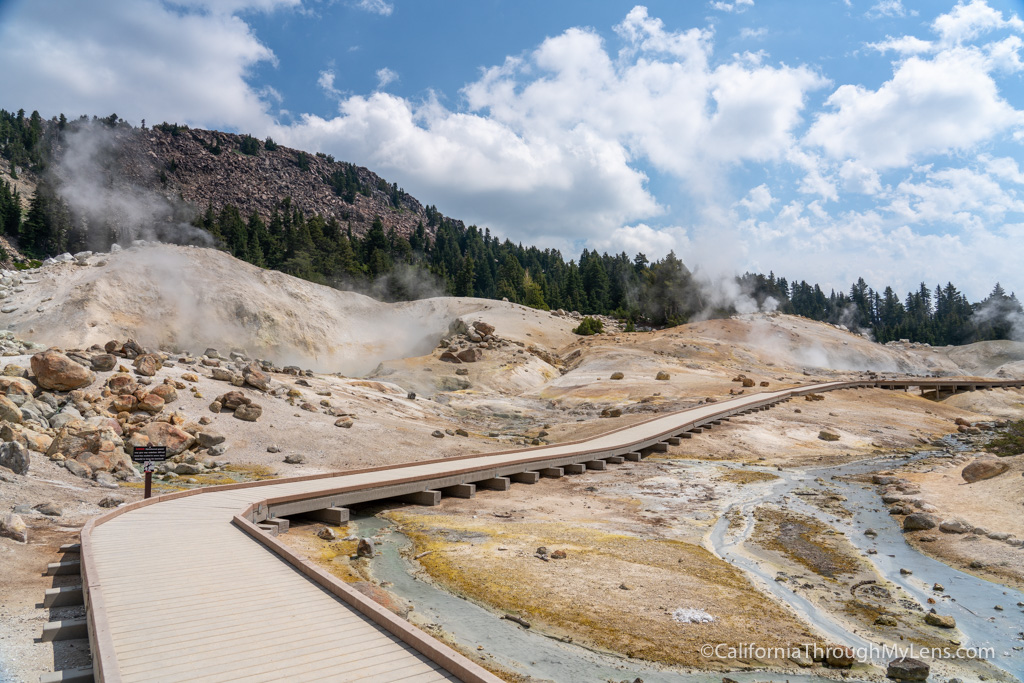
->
[353,440,1023,682]
[357,512,850,683]
[710,442,1024,681]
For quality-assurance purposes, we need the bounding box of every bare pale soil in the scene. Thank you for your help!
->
[2,245,1023,681]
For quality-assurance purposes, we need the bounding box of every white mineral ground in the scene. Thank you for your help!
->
[0,243,1022,682]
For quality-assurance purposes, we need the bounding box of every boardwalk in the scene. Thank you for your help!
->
[74,378,1023,682]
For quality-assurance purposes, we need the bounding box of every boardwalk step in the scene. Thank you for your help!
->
[41,618,88,642]
[45,561,80,577]
[43,586,83,608]
[39,666,94,683]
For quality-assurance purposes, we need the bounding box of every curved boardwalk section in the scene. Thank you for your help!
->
[79,378,1023,682]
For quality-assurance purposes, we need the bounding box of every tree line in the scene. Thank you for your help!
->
[2,107,1021,346]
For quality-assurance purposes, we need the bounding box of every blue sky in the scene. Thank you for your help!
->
[1,0,1023,300]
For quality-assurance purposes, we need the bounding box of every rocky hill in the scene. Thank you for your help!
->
[47,121,457,239]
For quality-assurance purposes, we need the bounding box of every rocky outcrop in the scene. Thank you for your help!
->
[31,350,95,391]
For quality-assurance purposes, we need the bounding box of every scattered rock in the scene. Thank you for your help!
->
[335,419,354,428]
[356,538,375,558]
[902,513,938,531]
[34,502,62,517]
[741,377,755,388]
[234,403,263,422]
[886,657,929,681]
[472,321,495,336]
[267,445,281,453]
[98,496,124,508]
[90,354,117,372]
[317,527,336,541]
[0,395,22,424]
[655,371,670,381]
[242,362,272,391]
[64,459,92,478]
[924,612,956,628]
[31,350,96,391]
[132,353,163,377]
[875,615,898,626]
[456,348,483,363]
[0,441,30,475]
[864,528,878,537]
[818,430,840,442]
[899,568,913,575]
[0,513,27,542]
[961,459,1009,483]
[610,372,624,380]
[939,518,972,534]
[283,454,305,464]
[550,549,566,559]
[431,430,444,438]
[196,432,226,449]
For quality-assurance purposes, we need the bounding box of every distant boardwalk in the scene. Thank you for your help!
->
[78,378,1023,682]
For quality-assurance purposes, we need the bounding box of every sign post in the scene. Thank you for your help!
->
[131,446,169,499]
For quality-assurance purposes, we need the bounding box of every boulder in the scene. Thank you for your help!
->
[234,403,262,422]
[356,538,375,558]
[472,321,495,336]
[64,459,92,479]
[217,391,250,411]
[741,377,756,387]
[242,362,272,391]
[136,393,165,414]
[1,364,28,378]
[439,351,461,363]
[939,518,972,534]
[148,384,177,404]
[655,371,671,381]
[886,657,929,681]
[456,348,483,363]
[31,350,96,391]
[90,354,117,372]
[132,354,162,377]
[137,422,195,456]
[106,374,137,394]
[0,513,27,542]
[924,612,956,628]
[0,395,23,423]
[903,513,938,531]
[111,395,137,413]
[0,376,35,399]
[335,419,354,429]
[196,432,226,449]
[961,459,1009,483]
[0,441,29,475]
[211,368,235,382]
